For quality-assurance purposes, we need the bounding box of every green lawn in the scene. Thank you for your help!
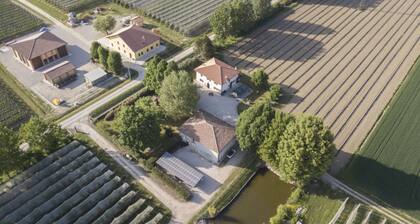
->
[0,0,44,42]
[340,57,420,222]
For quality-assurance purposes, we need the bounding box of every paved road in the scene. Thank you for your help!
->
[168,34,215,63]
[322,174,418,224]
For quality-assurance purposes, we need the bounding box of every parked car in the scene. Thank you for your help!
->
[39,27,49,32]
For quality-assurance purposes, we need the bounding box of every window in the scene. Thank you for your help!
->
[156,43,158,47]
[129,53,132,58]
[111,43,114,47]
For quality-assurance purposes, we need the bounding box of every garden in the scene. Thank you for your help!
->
[0,0,44,42]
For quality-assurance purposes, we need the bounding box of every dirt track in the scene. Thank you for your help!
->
[224,0,420,172]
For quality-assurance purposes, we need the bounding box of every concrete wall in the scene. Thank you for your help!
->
[109,36,160,60]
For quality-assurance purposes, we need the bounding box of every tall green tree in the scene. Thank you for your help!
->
[0,125,22,178]
[277,115,335,185]
[236,100,275,151]
[251,69,269,91]
[107,51,123,75]
[252,0,272,21]
[258,111,292,169]
[231,0,254,34]
[159,71,199,120]
[90,41,101,61]
[93,15,116,34]
[193,35,215,60]
[115,105,160,153]
[144,57,173,92]
[19,117,70,160]
[210,3,234,39]
[98,46,109,70]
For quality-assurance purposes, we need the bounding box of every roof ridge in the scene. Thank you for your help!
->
[28,35,39,59]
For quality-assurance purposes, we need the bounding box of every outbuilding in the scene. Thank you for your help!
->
[84,68,110,87]
[42,61,76,87]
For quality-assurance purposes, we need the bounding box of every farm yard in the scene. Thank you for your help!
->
[0,0,44,42]
[340,58,420,222]
[0,65,33,128]
[223,0,420,172]
[119,0,226,36]
[0,141,169,224]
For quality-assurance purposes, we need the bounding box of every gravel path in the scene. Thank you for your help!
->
[225,0,420,172]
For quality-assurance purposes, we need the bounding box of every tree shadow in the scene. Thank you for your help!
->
[334,151,420,221]
[277,84,304,105]
[303,0,384,9]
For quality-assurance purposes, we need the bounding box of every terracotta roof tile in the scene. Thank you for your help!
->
[180,111,236,153]
[194,58,240,85]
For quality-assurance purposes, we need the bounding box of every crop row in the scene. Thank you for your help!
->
[0,141,165,224]
[119,0,226,36]
[0,0,43,42]
[43,0,103,12]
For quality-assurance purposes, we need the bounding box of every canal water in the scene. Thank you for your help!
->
[213,169,293,224]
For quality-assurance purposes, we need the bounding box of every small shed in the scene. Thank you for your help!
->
[84,68,109,87]
[156,152,203,187]
[43,61,76,88]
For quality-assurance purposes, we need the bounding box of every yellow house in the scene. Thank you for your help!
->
[106,25,160,60]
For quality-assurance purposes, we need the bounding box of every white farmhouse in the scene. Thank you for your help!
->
[180,111,236,165]
[194,58,240,93]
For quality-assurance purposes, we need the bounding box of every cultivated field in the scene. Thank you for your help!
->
[120,0,225,36]
[0,0,43,42]
[0,141,167,224]
[224,0,420,171]
[43,0,103,11]
[341,58,420,221]
[0,66,33,128]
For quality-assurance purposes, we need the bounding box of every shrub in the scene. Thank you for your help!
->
[287,187,305,204]
[251,69,269,91]
[270,204,293,224]
[270,84,282,102]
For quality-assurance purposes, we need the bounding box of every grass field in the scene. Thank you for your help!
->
[0,0,44,42]
[340,57,420,222]
[224,0,420,172]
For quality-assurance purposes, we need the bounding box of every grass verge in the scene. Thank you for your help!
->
[28,0,67,21]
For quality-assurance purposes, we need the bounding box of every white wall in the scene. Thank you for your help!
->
[196,72,239,93]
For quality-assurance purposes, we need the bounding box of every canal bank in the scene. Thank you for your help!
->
[213,169,293,224]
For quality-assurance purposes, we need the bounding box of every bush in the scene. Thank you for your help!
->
[287,187,305,204]
[270,204,293,224]
[270,84,282,102]
[178,56,202,71]
[90,84,144,119]
[251,69,269,91]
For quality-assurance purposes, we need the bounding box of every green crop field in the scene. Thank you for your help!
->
[0,66,33,128]
[0,0,44,42]
[340,57,420,221]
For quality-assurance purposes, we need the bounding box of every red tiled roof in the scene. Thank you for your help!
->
[107,25,160,52]
[10,31,67,60]
[194,58,240,85]
[180,111,236,153]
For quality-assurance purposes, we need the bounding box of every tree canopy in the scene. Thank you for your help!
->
[144,57,174,92]
[236,100,275,151]
[98,46,109,70]
[193,35,215,60]
[19,117,70,160]
[0,125,22,178]
[252,0,273,21]
[277,115,335,185]
[251,69,269,91]
[93,15,116,34]
[258,111,293,169]
[159,71,199,120]
[107,51,123,76]
[115,104,161,153]
[90,41,101,61]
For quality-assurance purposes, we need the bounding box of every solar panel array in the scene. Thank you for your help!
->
[0,141,165,224]
[156,152,204,187]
